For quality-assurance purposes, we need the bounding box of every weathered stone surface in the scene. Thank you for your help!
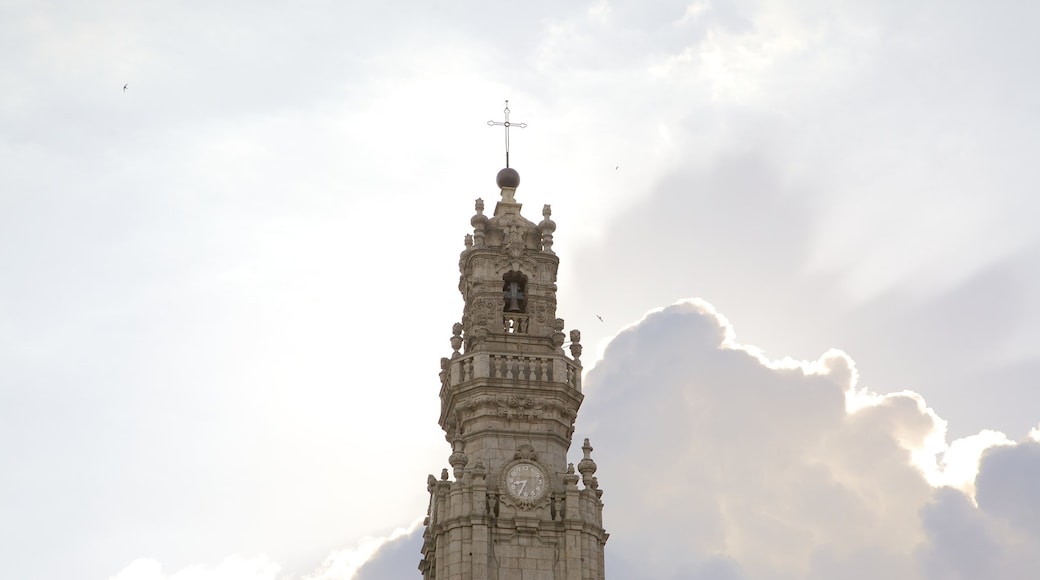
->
[421,172,607,580]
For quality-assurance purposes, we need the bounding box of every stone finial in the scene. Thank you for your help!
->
[472,459,487,482]
[439,357,450,388]
[569,329,582,360]
[552,318,566,350]
[448,436,468,480]
[577,438,598,489]
[497,167,520,189]
[464,233,473,249]
[539,204,556,253]
[471,198,487,246]
[497,168,520,202]
[563,462,580,488]
[450,323,463,356]
[441,468,450,481]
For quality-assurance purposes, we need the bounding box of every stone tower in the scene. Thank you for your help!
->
[420,167,608,580]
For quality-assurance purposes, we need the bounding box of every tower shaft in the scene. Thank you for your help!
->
[420,170,607,580]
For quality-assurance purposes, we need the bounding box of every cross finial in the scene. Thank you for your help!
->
[487,100,527,168]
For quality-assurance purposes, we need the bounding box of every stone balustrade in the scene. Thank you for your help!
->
[449,352,580,391]
[502,313,529,334]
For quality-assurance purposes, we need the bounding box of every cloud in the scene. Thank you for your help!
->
[329,298,1040,579]
[106,298,1040,580]
[109,556,279,580]
[570,299,1040,579]
[7,1,1040,578]
[916,451,1040,580]
[107,519,424,580]
[304,517,423,580]
[974,440,1040,539]
[352,526,425,580]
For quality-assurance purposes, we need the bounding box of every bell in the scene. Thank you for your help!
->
[504,281,525,313]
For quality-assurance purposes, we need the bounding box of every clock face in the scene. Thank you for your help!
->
[506,462,546,500]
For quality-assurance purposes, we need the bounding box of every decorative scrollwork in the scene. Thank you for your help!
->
[496,394,546,421]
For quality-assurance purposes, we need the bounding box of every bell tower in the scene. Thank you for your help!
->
[419,166,608,580]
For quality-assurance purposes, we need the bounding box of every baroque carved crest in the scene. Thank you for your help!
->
[494,213,530,258]
[493,254,537,279]
[457,393,571,423]
[497,394,546,420]
[513,444,538,461]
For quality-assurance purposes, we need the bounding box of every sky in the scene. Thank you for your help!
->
[2,1,1040,579]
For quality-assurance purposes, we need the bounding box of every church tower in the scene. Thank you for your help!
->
[419,164,608,580]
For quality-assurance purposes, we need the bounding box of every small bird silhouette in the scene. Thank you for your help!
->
[123,83,128,92]
[596,314,604,322]
[615,166,619,170]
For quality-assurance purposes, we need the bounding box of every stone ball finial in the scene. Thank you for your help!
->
[448,436,468,480]
[471,198,488,229]
[552,318,566,350]
[539,204,556,233]
[577,437,598,487]
[496,167,520,189]
[450,324,463,356]
[539,204,557,253]
[569,329,583,360]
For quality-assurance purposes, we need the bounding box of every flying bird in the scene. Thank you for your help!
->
[596,314,604,322]
[123,83,128,92]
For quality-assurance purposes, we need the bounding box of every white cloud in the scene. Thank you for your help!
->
[931,429,1014,497]
[109,556,279,580]
[106,297,1040,580]
[6,0,1040,578]
[304,517,423,580]
[109,519,424,580]
[573,299,1040,579]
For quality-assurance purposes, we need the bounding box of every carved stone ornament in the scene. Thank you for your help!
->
[450,323,463,356]
[456,394,573,424]
[439,357,450,389]
[535,302,550,324]
[513,444,538,461]
[466,297,498,336]
[495,213,529,259]
[448,436,468,479]
[492,251,538,279]
[497,394,546,421]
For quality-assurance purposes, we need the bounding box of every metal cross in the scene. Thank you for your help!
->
[487,100,527,168]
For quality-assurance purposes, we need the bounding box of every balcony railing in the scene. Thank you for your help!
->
[449,352,580,391]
